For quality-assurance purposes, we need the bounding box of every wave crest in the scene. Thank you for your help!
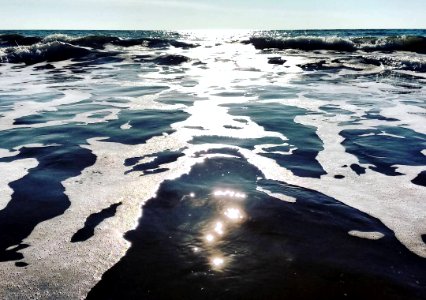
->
[245,35,426,53]
[0,41,92,64]
[40,34,197,49]
[0,33,198,64]
[0,34,42,47]
[246,36,356,51]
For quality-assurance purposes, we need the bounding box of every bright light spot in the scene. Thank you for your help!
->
[214,190,223,196]
[214,222,224,235]
[193,247,200,253]
[205,234,215,243]
[224,208,243,221]
[211,257,224,267]
[189,192,195,198]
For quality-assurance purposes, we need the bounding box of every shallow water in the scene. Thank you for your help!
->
[0,30,425,299]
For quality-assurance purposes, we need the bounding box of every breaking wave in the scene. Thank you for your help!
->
[0,33,196,64]
[246,35,426,53]
[359,55,426,72]
[0,41,93,64]
[0,33,197,49]
[41,34,197,49]
[0,33,42,47]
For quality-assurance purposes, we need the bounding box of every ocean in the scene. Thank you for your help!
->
[0,29,425,299]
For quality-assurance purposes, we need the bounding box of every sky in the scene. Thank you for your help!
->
[0,0,425,30]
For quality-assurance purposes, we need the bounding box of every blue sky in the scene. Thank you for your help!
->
[0,0,425,30]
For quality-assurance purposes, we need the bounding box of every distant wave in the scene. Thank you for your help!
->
[0,41,93,64]
[0,34,196,64]
[245,36,426,54]
[0,34,42,47]
[245,36,356,51]
[0,33,197,49]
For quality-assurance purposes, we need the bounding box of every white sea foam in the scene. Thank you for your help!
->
[120,122,132,130]
[348,230,385,240]
[256,186,296,203]
[13,143,62,150]
[0,146,54,211]
[0,158,38,211]
[254,143,296,156]
[380,101,426,135]
[0,90,91,131]
[0,148,19,158]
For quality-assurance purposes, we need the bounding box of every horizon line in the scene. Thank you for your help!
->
[0,28,425,32]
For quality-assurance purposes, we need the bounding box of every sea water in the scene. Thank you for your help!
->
[0,30,425,299]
